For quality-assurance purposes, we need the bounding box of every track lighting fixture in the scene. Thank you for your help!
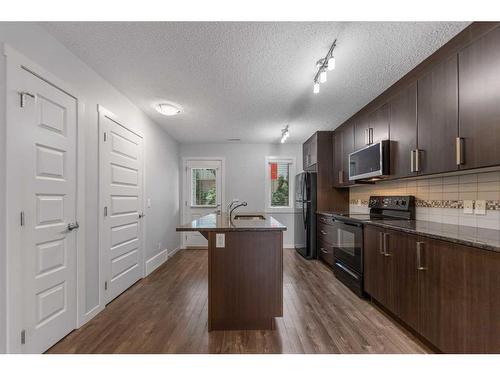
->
[313,39,337,94]
[280,125,290,144]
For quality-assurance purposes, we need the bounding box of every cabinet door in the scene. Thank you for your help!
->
[389,83,417,179]
[309,133,318,167]
[342,122,355,186]
[354,113,371,151]
[302,138,311,170]
[459,26,500,169]
[417,55,458,175]
[370,103,389,145]
[463,245,500,353]
[386,229,418,330]
[363,226,388,304]
[418,237,467,353]
[332,130,344,187]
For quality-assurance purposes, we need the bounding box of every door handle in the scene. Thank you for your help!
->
[19,91,35,108]
[139,213,145,219]
[67,222,79,231]
[416,241,426,270]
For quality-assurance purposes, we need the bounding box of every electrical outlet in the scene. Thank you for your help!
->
[475,200,486,215]
[463,200,474,214]
[216,233,225,248]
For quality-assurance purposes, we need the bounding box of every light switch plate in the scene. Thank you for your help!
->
[216,233,225,248]
[475,200,486,215]
[463,200,474,214]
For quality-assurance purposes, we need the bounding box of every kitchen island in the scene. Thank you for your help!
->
[176,213,286,331]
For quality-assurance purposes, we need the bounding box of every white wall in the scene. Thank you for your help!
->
[0,22,180,351]
[0,47,6,354]
[180,143,303,247]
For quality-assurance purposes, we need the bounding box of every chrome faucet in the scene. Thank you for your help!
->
[230,201,247,220]
[227,199,240,214]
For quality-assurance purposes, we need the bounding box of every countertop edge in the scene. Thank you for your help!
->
[317,212,500,253]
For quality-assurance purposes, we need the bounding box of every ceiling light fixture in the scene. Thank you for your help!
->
[313,81,320,94]
[280,125,290,144]
[155,102,182,116]
[313,39,337,94]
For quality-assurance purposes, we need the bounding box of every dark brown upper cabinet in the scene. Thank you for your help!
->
[303,132,318,171]
[388,83,418,179]
[354,104,389,151]
[417,54,459,175]
[458,25,500,170]
[332,123,355,187]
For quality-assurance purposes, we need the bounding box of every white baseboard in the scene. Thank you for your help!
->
[145,249,169,276]
[168,247,181,258]
[284,244,295,249]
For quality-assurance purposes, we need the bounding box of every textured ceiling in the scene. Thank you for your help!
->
[42,22,469,144]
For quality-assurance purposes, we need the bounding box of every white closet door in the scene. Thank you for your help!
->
[17,68,78,353]
[100,113,144,304]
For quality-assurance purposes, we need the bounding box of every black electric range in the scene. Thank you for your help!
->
[325,196,415,297]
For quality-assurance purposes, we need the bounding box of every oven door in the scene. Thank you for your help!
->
[332,219,363,273]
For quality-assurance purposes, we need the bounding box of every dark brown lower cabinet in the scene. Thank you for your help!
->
[364,224,500,353]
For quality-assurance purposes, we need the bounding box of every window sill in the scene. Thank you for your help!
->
[265,207,295,214]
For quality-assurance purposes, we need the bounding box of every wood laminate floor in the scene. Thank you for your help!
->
[47,249,430,354]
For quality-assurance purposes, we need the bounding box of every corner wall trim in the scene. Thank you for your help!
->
[145,249,169,276]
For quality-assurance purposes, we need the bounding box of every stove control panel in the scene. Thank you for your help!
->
[368,195,415,211]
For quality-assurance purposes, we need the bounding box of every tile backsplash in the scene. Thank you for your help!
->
[349,170,500,230]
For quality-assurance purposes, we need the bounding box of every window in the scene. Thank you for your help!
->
[265,157,295,212]
[191,168,217,206]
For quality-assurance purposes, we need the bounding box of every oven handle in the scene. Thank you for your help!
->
[335,262,360,280]
[338,221,362,228]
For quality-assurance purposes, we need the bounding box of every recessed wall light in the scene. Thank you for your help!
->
[155,103,182,116]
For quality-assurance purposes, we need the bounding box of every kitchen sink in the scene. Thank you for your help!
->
[233,214,266,220]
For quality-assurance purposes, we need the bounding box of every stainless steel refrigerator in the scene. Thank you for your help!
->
[294,172,317,259]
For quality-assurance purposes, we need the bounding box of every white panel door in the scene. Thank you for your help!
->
[100,113,144,304]
[183,160,223,247]
[17,69,78,353]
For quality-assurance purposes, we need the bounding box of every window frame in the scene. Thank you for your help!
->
[190,167,218,208]
[264,156,296,213]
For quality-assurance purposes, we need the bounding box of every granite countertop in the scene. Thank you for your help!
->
[317,211,500,253]
[176,213,287,232]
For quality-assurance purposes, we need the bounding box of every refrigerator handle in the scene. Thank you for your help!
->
[302,174,307,228]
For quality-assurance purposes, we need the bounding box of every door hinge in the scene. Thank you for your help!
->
[21,329,26,345]
[20,211,25,226]
[103,132,107,142]
[104,206,108,216]
[104,281,108,290]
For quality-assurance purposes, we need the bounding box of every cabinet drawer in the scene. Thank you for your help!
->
[318,240,334,267]
[318,221,336,244]
[317,214,333,225]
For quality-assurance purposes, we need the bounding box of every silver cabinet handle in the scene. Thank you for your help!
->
[364,128,369,145]
[383,233,391,256]
[67,222,79,231]
[379,232,385,255]
[320,230,327,235]
[338,170,343,184]
[415,149,421,172]
[410,149,415,172]
[456,137,464,165]
[320,247,328,254]
[369,127,373,144]
[416,241,426,270]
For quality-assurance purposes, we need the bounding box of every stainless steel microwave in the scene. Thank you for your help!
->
[348,140,390,181]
